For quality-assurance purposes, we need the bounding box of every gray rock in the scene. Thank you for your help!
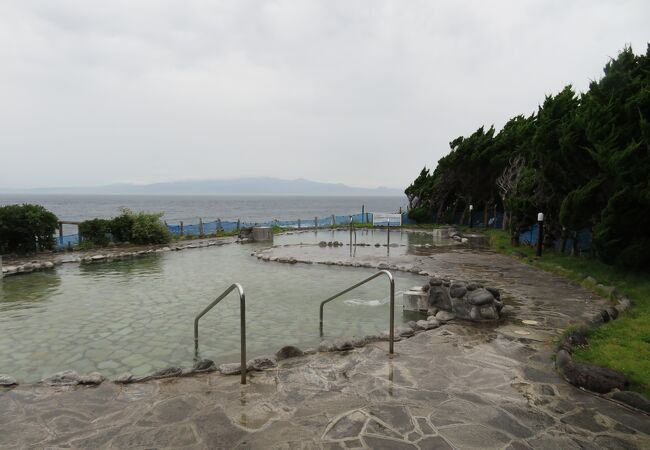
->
[351,336,366,347]
[428,285,452,311]
[555,349,572,371]
[466,282,481,291]
[247,357,277,371]
[606,306,619,320]
[192,359,216,372]
[618,297,632,311]
[275,345,304,360]
[42,370,82,386]
[486,286,501,300]
[470,306,481,321]
[467,290,494,306]
[318,241,327,247]
[150,367,183,379]
[396,326,415,337]
[479,304,498,320]
[611,390,650,413]
[219,363,242,375]
[449,283,467,299]
[416,320,439,330]
[435,311,455,322]
[318,340,335,352]
[450,297,471,319]
[332,339,354,351]
[429,277,442,286]
[0,375,18,386]
[114,372,135,384]
[78,372,105,385]
[563,361,627,394]
[427,317,441,327]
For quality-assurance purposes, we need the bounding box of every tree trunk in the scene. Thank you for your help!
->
[450,203,459,225]
[436,201,445,223]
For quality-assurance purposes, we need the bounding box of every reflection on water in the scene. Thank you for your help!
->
[276,229,459,257]
[0,271,61,314]
[0,241,425,382]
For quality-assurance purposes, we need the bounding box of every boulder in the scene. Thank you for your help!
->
[150,367,183,379]
[0,375,18,386]
[318,340,335,352]
[428,285,452,311]
[450,297,472,319]
[219,363,242,375]
[611,391,650,413]
[79,372,105,385]
[467,290,495,306]
[247,357,277,371]
[42,370,82,386]
[332,339,355,351]
[449,282,467,299]
[562,361,627,394]
[555,349,572,371]
[486,287,501,300]
[192,359,216,372]
[435,311,455,322]
[114,372,135,384]
[416,320,439,330]
[275,345,304,360]
[395,326,415,337]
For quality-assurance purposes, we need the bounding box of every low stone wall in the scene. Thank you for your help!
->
[554,277,650,413]
[425,277,503,321]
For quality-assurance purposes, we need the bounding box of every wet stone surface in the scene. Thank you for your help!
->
[1,244,649,449]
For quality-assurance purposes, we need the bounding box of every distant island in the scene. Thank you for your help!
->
[1,177,403,197]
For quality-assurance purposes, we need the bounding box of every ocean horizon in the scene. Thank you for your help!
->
[0,193,408,225]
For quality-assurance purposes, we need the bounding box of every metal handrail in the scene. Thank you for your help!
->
[319,270,396,354]
[194,283,247,384]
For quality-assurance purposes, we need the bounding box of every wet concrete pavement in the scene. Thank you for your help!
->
[2,245,649,449]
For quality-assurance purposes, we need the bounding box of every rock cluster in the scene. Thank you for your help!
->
[426,277,503,322]
[42,370,105,387]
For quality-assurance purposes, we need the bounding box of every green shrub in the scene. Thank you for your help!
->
[130,211,171,245]
[408,206,431,223]
[79,218,112,246]
[110,208,135,242]
[0,204,58,253]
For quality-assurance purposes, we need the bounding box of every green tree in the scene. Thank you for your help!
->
[0,204,58,253]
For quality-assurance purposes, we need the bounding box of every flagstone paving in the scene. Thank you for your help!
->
[1,248,649,449]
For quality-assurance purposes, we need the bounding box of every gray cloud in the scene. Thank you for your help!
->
[1,0,648,189]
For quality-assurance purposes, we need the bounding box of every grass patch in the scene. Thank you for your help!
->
[484,229,650,397]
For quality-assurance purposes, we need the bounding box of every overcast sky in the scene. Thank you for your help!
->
[1,1,648,190]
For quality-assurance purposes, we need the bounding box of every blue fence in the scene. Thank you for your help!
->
[55,211,417,249]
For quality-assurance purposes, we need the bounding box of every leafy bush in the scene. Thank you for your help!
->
[79,218,112,246]
[130,211,171,245]
[110,208,135,242]
[408,206,431,223]
[0,204,58,253]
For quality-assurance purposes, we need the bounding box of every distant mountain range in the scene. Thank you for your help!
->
[2,177,403,196]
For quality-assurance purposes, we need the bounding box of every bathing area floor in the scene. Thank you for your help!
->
[2,244,649,449]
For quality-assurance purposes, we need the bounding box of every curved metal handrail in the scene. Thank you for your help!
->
[319,270,396,354]
[194,283,247,384]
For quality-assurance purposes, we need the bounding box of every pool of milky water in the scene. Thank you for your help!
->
[0,230,451,382]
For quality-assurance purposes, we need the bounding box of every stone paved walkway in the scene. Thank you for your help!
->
[2,248,649,449]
